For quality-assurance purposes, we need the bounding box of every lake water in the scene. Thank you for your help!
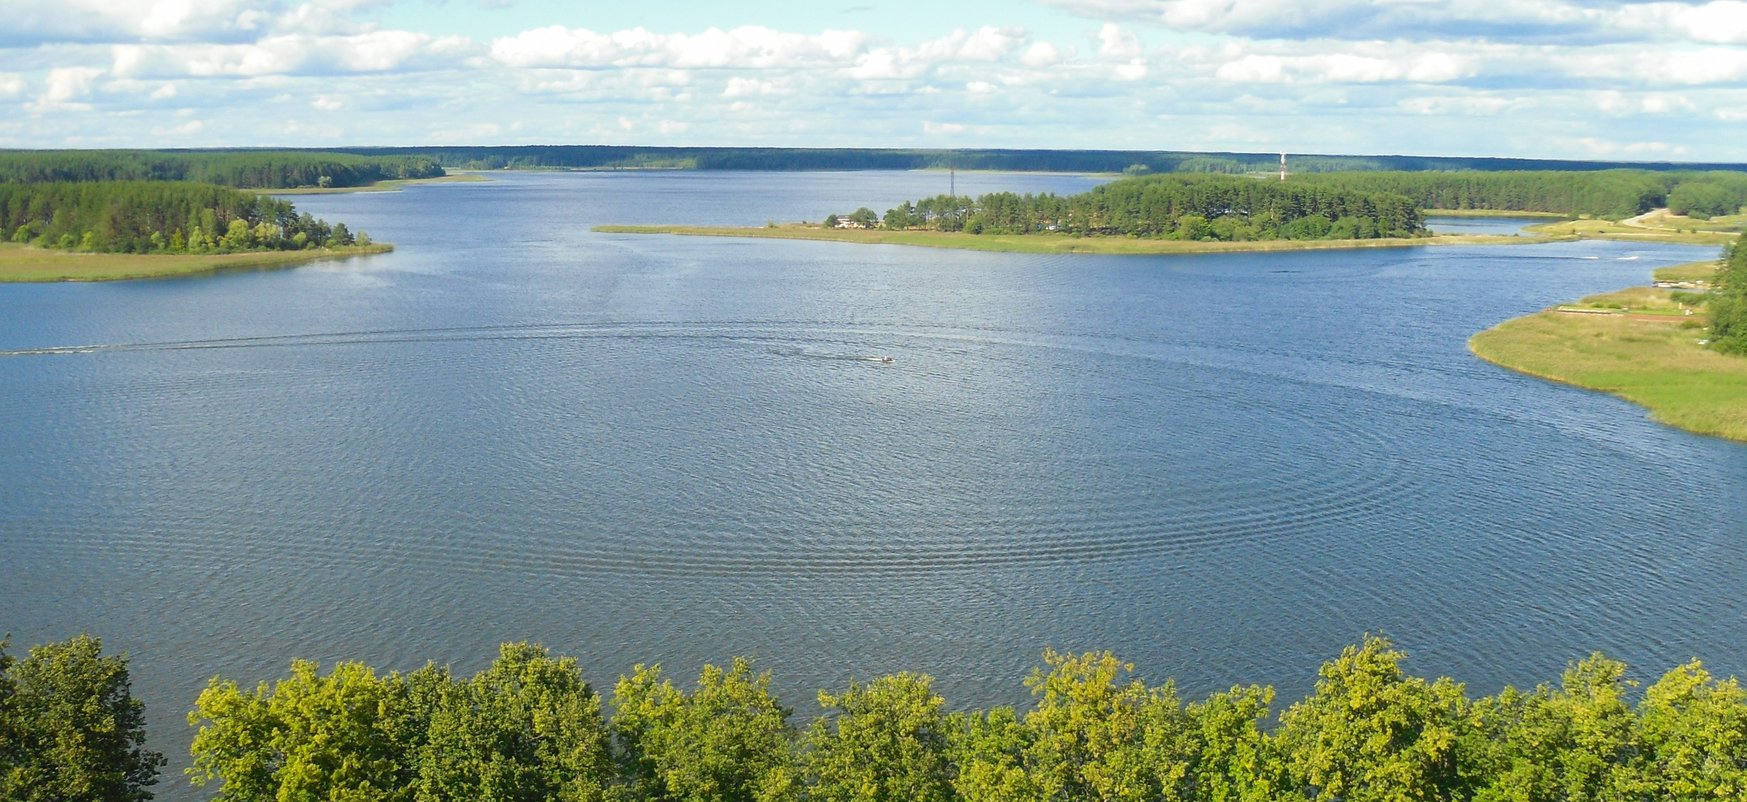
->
[1,172,1742,798]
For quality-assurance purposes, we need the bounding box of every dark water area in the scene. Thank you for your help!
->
[1426,214,1556,237]
[2,171,1743,798]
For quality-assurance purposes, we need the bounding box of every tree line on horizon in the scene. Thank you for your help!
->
[10,634,1747,801]
[8,145,1732,178]
[869,174,1425,241]
[316,145,1747,176]
[1293,170,1747,220]
[1,182,367,254]
[0,151,444,190]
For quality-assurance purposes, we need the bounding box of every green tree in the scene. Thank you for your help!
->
[1710,236,1747,355]
[414,643,612,802]
[188,659,417,802]
[1470,654,1647,802]
[1635,660,1747,801]
[802,673,952,802]
[947,706,1035,802]
[1020,649,1177,802]
[612,657,797,802]
[0,635,163,802]
[221,218,254,251]
[1184,684,1291,802]
[1278,636,1469,802]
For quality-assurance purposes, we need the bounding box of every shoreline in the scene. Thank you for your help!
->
[260,173,490,195]
[592,224,1541,255]
[1423,209,1570,218]
[1468,259,1747,443]
[0,242,394,283]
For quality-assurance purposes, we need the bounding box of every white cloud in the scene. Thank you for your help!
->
[490,25,870,70]
[34,67,104,108]
[1213,50,1474,85]
[1022,41,1066,67]
[0,74,26,100]
[958,27,1027,61]
[722,76,789,97]
[1040,0,1747,47]
[1095,23,1142,60]
[1569,136,1689,157]
[4,0,273,45]
[112,31,476,78]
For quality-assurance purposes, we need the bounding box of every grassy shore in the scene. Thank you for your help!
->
[1525,210,1743,246]
[0,242,393,282]
[262,173,489,195]
[1469,258,1747,443]
[593,224,1534,255]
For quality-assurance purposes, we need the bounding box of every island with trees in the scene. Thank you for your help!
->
[604,168,1747,255]
[10,633,1747,801]
[0,179,391,282]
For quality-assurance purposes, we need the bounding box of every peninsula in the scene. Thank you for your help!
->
[1470,228,1747,443]
[0,180,389,282]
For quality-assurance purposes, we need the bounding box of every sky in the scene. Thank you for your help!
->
[2,0,1746,161]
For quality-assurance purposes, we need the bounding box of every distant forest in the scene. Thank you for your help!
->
[328,144,1747,176]
[1,182,364,253]
[0,150,444,189]
[1297,170,1747,220]
[876,174,1424,241]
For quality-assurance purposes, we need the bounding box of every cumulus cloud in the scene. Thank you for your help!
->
[1213,49,1476,84]
[0,0,391,46]
[34,67,104,108]
[490,25,869,70]
[112,31,476,77]
[1039,0,1747,45]
[2,0,1743,159]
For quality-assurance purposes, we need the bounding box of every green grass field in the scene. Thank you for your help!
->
[1470,282,1747,443]
[592,224,1531,255]
[1525,212,1743,246]
[0,242,393,282]
[1653,259,1722,284]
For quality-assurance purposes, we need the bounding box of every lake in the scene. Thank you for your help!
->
[1,171,1742,797]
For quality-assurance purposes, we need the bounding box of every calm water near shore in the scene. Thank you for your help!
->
[1,172,1742,797]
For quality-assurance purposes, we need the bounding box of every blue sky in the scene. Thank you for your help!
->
[3,0,1746,160]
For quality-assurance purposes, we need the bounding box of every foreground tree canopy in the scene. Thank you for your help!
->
[175,636,1747,801]
[1,182,370,254]
[0,636,163,802]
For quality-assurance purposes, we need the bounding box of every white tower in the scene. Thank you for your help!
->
[1279,152,1287,181]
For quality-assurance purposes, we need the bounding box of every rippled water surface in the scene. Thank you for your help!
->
[2,172,1744,797]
